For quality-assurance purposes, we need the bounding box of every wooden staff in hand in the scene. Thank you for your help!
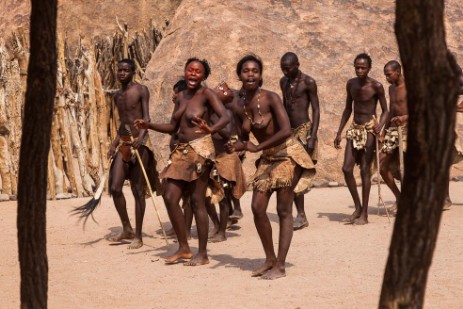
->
[125,125,169,245]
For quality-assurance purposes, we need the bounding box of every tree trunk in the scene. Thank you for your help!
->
[379,1,460,308]
[17,0,57,308]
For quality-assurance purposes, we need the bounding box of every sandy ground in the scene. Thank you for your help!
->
[1,182,462,309]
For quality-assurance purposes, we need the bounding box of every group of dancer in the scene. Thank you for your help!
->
[104,52,463,279]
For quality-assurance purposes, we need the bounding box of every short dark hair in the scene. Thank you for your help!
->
[184,57,211,80]
[173,79,188,92]
[281,52,299,65]
[384,60,401,72]
[354,53,372,68]
[236,54,264,86]
[119,59,136,72]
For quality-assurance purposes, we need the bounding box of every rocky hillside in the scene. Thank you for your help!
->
[0,0,181,46]
[1,0,462,183]
[143,0,463,182]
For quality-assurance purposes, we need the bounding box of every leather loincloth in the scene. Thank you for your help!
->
[210,151,247,200]
[381,125,408,154]
[161,134,215,182]
[109,138,162,197]
[292,120,318,164]
[346,118,377,150]
[251,137,316,195]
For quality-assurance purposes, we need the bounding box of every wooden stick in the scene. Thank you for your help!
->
[127,134,169,245]
[376,134,391,222]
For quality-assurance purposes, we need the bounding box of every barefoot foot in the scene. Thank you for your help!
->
[353,216,368,225]
[226,219,238,229]
[127,237,143,249]
[107,229,135,242]
[342,210,361,223]
[293,214,309,230]
[229,209,244,220]
[183,254,210,266]
[443,198,452,210]
[261,266,286,280]
[165,249,193,264]
[209,233,226,243]
[251,261,275,277]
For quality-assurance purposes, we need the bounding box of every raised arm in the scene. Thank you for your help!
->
[134,97,180,134]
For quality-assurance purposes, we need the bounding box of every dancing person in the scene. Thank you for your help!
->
[226,54,316,279]
[135,57,229,266]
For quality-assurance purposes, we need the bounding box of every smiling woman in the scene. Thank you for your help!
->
[226,54,316,280]
[134,57,229,266]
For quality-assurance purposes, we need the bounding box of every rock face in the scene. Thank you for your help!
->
[143,0,463,182]
[0,0,181,45]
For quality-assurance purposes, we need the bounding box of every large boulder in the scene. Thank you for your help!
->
[0,0,182,45]
[143,0,463,182]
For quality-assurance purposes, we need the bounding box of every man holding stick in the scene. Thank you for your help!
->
[334,53,388,225]
[379,60,408,213]
[107,59,159,249]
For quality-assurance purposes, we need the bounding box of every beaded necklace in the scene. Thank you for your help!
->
[242,87,263,127]
[284,70,302,105]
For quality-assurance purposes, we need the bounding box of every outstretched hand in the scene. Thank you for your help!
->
[134,119,149,130]
[391,115,408,127]
[225,140,244,153]
[192,116,213,134]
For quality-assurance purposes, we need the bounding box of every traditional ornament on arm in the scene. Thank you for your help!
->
[242,87,263,127]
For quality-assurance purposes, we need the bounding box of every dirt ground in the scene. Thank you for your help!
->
[1,182,462,309]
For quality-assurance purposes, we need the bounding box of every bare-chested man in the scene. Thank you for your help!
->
[280,52,320,230]
[107,59,156,249]
[334,53,389,225]
[379,60,408,212]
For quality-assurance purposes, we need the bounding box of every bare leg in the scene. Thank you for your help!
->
[250,190,276,276]
[163,179,192,263]
[108,154,134,242]
[342,142,362,222]
[205,197,220,237]
[209,195,230,243]
[183,197,193,239]
[293,194,308,230]
[261,167,301,280]
[127,147,151,249]
[229,194,244,220]
[379,151,401,201]
[354,134,375,225]
[184,166,211,266]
